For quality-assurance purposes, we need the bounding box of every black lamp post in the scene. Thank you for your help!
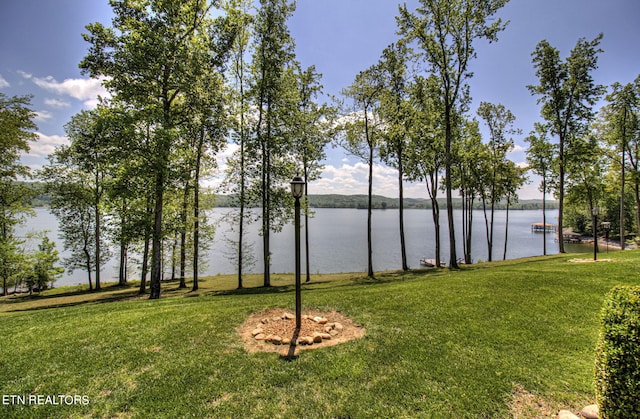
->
[592,207,599,261]
[290,176,305,331]
[602,221,611,253]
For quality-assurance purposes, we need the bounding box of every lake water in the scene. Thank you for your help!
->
[18,207,566,287]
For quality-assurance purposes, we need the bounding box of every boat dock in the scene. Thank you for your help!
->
[531,222,557,233]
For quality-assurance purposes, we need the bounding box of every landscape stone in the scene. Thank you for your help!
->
[557,410,580,419]
[324,326,333,333]
[251,328,264,336]
[271,336,283,345]
[312,333,323,343]
[283,313,295,320]
[334,322,344,331]
[261,318,269,324]
[313,316,323,323]
[329,330,339,337]
[318,318,328,324]
[254,333,266,340]
[282,338,291,345]
[581,404,599,419]
[320,333,332,340]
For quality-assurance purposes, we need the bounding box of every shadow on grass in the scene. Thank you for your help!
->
[208,284,297,297]
[1,284,143,313]
[350,268,448,285]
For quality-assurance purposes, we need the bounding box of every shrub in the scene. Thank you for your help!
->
[595,285,640,418]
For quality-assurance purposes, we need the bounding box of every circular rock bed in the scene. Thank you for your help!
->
[567,258,615,263]
[237,308,365,356]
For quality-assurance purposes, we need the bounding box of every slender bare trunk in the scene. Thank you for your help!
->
[398,156,408,271]
[304,166,311,282]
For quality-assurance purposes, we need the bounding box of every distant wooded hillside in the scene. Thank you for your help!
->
[213,193,558,211]
[28,182,556,211]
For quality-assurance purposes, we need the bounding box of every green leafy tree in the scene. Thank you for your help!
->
[63,108,114,290]
[398,0,510,268]
[224,0,254,289]
[500,161,528,260]
[81,0,233,298]
[601,77,640,243]
[26,233,64,294]
[340,67,383,278]
[248,0,298,287]
[0,93,37,295]
[525,122,557,255]
[378,42,412,271]
[41,147,112,290]
[405,75,445,266]
[293,64,332,281]
[476,101,520,262]
[565,133,607,240]
[453,118,487,264]
[528,34,605,252]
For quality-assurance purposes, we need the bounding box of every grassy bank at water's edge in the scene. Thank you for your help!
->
[1,251,639,418]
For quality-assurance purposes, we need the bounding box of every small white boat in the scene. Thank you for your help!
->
[420,258,446,267]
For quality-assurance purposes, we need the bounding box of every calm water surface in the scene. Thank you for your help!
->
[19,207,566,287]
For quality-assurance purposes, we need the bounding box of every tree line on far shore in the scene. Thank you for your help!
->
[1,0,639,297]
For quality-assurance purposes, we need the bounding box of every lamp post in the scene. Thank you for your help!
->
[602,221,611,253]
[592,207,599,261]
[290,176,305,331]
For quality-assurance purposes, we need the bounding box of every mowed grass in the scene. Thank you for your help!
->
[1,251,639,418]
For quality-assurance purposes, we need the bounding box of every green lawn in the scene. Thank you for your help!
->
[1,251,639,418]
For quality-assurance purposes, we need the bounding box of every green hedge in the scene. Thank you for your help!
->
[595,285,640,419]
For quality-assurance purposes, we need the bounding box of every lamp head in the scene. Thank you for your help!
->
[290,176,305,199]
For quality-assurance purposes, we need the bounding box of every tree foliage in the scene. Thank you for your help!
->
[528,34,605,251]
[0,94,37,295]
[398,0,510,268]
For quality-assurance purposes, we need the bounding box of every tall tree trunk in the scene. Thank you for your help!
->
[261,96,272,288]
[237,120,246,289]
[558,133,565,253]
[620,109,627,249]
[139,199,152,294]
[398,155,408,271]
[367,144,374,278]
[149,170,165,299]
[304,166,311,282]
[94,178,101,291]
[542,179,547,256]
[464,195,475,265]
[364,109,374,278]
[237,147,245,289]
[429,194,441,267]
[179,182,189,288]
[444,106,459,269]
[192,137,202,292]
[118,204,127,286]
[170,236,177,281]
[503,194,511,260]
[428,171,442,267]
[481,195,492,262]
[119,238,127,286]
[262,140,271,287]
[84,246,93,291]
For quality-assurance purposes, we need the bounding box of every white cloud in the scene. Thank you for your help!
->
[20,72,109,108]
[44,98,71,108]
[26,133,69,157]
[0,74,9,88]
[35,110,54,122]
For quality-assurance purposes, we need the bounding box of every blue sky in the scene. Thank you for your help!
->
[1,0,639,199]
